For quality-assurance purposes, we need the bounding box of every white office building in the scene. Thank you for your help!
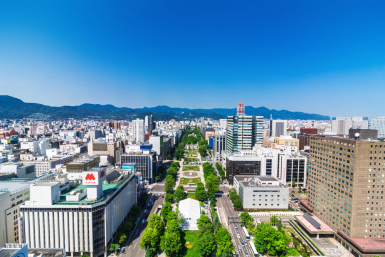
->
[19,168,137,257]
[332,117,368,135]
[371,117,385,138]
[213,130,226,162]
[132,119,145,143]
[270,120,288,137]
[20,140,50,155]
[233,175,289,210]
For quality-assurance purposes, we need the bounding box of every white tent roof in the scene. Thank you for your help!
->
[179,198,201,228]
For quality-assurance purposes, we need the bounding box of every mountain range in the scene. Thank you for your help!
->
[0,95,330,120]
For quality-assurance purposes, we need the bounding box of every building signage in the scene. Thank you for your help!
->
[82,169,106,185]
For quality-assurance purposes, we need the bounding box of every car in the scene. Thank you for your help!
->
[245,250,249,256]
[234,224,238,228]
[238,245,242,253]
[241,241,244,247]
[142,219,146,224]
[237,234,240,238]
[120,247,125,253]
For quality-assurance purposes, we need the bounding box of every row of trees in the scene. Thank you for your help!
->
[215,162,226,180]
[202,162,220,198]
[141,204,186,256]
[196,215,235,257]
[228,188,243,209]
[164,162,181,203]
[175,128,194,160]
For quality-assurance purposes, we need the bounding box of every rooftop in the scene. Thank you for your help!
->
[295,215,335,234]
[55,173,132,205]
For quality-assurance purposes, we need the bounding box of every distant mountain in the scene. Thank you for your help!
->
[0,95,329,120]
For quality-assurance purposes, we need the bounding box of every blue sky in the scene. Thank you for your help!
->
[0,0,384,117]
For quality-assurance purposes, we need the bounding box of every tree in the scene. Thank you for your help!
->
[213,214,221,234]
[140,214,165,254]
[165,193,174,203]
[197,215,213,232]
[167,154,172,159]
[80,254,89,257]
[174,185,186,202]
[205,174,220,196]
[197,231,216,257]
[195,182,207,201]
[145,245,152,257]
[109,244,120,252]
[240,211,253,227]
[246,219,255,233]
[165,175,176,193]
[119,234,127,244]
[253,222,291,256]
[299,184,302,192]
[166,208,186,225]
[171,162,180,168]
[130,205,141,219]
[161,202,172,221]
[292,178,296,188]
[160,219,183,256]
[122,222,133,233]
[270,215,282,227]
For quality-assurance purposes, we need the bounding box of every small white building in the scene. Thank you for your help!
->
[179,198,201,230]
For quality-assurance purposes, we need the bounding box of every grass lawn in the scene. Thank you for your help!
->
[182,166,200,171]
[180,177,201,185]
[176,230,200,257]
[185,152,198,155]
[185,158,199,162]
[186,193,195,199]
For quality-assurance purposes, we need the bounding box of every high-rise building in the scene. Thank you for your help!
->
[307,135,385,254]
[332,117,369,135]
[226,115,263,153]
[270,120,288,138]
[213,131,226,162]
[371,117,385,138]
[132,118,145,143]
[145,115,153,132]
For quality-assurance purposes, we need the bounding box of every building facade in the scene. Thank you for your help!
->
[308,135,385,239]
[213,131,226,162]
[371,117,385,138]
[19,170,137,257]
[226,115,263,153]
[132,119,145,143]
[121,152,156,183]
[233,175,289,210]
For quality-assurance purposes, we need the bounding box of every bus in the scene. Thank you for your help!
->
[249,239,259,257]
[242,226,250,240]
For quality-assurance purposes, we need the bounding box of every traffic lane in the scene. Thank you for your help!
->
[217,196,246,257]
[124,194,164,256]
[220,195,253,257]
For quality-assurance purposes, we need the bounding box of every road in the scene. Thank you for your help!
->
[217,194,254,257]
[123,193,165,257]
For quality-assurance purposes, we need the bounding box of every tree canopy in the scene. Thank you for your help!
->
[195,182,207,202]
[253,222,291,257]
[140,214,165,254]
[173,185,186,202]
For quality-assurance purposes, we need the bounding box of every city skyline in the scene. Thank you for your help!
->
[1,1,385,117]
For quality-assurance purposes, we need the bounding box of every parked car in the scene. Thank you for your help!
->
[120,247,125,253]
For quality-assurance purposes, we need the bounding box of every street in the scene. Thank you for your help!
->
[123,193,165,257]
[217,194,254,257]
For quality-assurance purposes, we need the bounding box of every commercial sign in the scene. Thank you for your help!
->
[82,169,106,185]
[10,135,19,142]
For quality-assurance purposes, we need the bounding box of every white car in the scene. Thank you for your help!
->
[237,234,240,238]
[142,219,146,224]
